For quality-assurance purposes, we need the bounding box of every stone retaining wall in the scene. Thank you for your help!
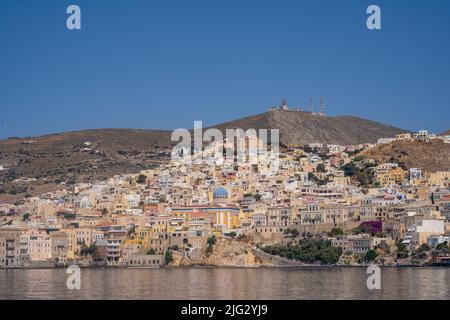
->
[252,248,303,266]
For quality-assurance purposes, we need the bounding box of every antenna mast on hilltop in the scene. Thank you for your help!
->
[308,98,313,113]
[280,99,288,110]
[319,97,324,116]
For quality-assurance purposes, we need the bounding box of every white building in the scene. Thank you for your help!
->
[413,130,429,141]
[409,168,422,181]
[377,138,395,145]
[412,220,445,247]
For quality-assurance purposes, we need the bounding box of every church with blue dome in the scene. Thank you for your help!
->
[212,187,229,204]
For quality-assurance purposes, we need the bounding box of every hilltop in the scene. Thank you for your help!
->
[0,110,405,152]
[212,110,406,145]
[0,128,172,154]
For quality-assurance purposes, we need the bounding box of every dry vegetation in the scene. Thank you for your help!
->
[362,140,450,173]
[0,129,172,203]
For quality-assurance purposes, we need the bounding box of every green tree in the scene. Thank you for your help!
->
[79,243,89,256]
[205,235,217,257]
[356,171,372,186]
[365,249,378,262]
[284,228,300,237]
[237,234,248,241]
[308,172,319,182]
[64,212,76,220]
[137,174,147,184]
[319,246,342,264]
[303,145,313,153]
[436,242,448,251]
[316,163,326,173]
[397,241,407,252]
[22,213,30,221]
[88,244,97,256]
[147,248,156,255]
[262,239,342,265]
[164,250,173,265]
[207,235,217,246]
[328,227,344,237]
[396,241,409,259]
[80,243,97,256]
[341,163,357,177]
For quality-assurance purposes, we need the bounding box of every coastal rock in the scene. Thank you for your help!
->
[171,238,263,267]
[337,253,362,266]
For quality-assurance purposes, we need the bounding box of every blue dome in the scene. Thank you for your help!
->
[213,187,228,198]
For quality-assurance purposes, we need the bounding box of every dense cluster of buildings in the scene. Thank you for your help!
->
[1,130,449,268]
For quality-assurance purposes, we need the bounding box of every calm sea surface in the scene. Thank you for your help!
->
[0,267,449,300]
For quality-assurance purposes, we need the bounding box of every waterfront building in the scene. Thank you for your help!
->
[0,227,23,268]
[50,231,69,263]
[22,229,52,261]
[412,219,445,247]
[123,254,164,267]
[331,234,373,255]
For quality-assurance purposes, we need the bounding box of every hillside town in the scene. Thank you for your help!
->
[1,128,450,269]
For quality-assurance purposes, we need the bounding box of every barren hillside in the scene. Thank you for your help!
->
[362,140,450,173]
[213,110,406,146]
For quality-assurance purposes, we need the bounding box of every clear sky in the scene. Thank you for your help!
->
[1,0,449,139]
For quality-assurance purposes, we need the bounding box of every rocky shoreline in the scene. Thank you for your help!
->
[2,237,448,270]
[2,263,449,270]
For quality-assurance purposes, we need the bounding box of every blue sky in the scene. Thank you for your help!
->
[1,0,449,139]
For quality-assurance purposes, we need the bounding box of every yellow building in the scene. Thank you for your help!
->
[37,203,56,217]
[396,133,413,141]
[376,166,405,187]
[61,228,76,260]
[135,226,153,241]
[172,206,241,231]
[330,176,350,187]
[428,171,450,188]
[122,238,144,259]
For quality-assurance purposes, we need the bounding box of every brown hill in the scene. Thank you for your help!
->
[0,128,172,154]
[0,111,406,203]
[0,129,172,203]
[441,130,450,136]
[212,110,406,146]
[0,111,405,154]
[362,140,450,173]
